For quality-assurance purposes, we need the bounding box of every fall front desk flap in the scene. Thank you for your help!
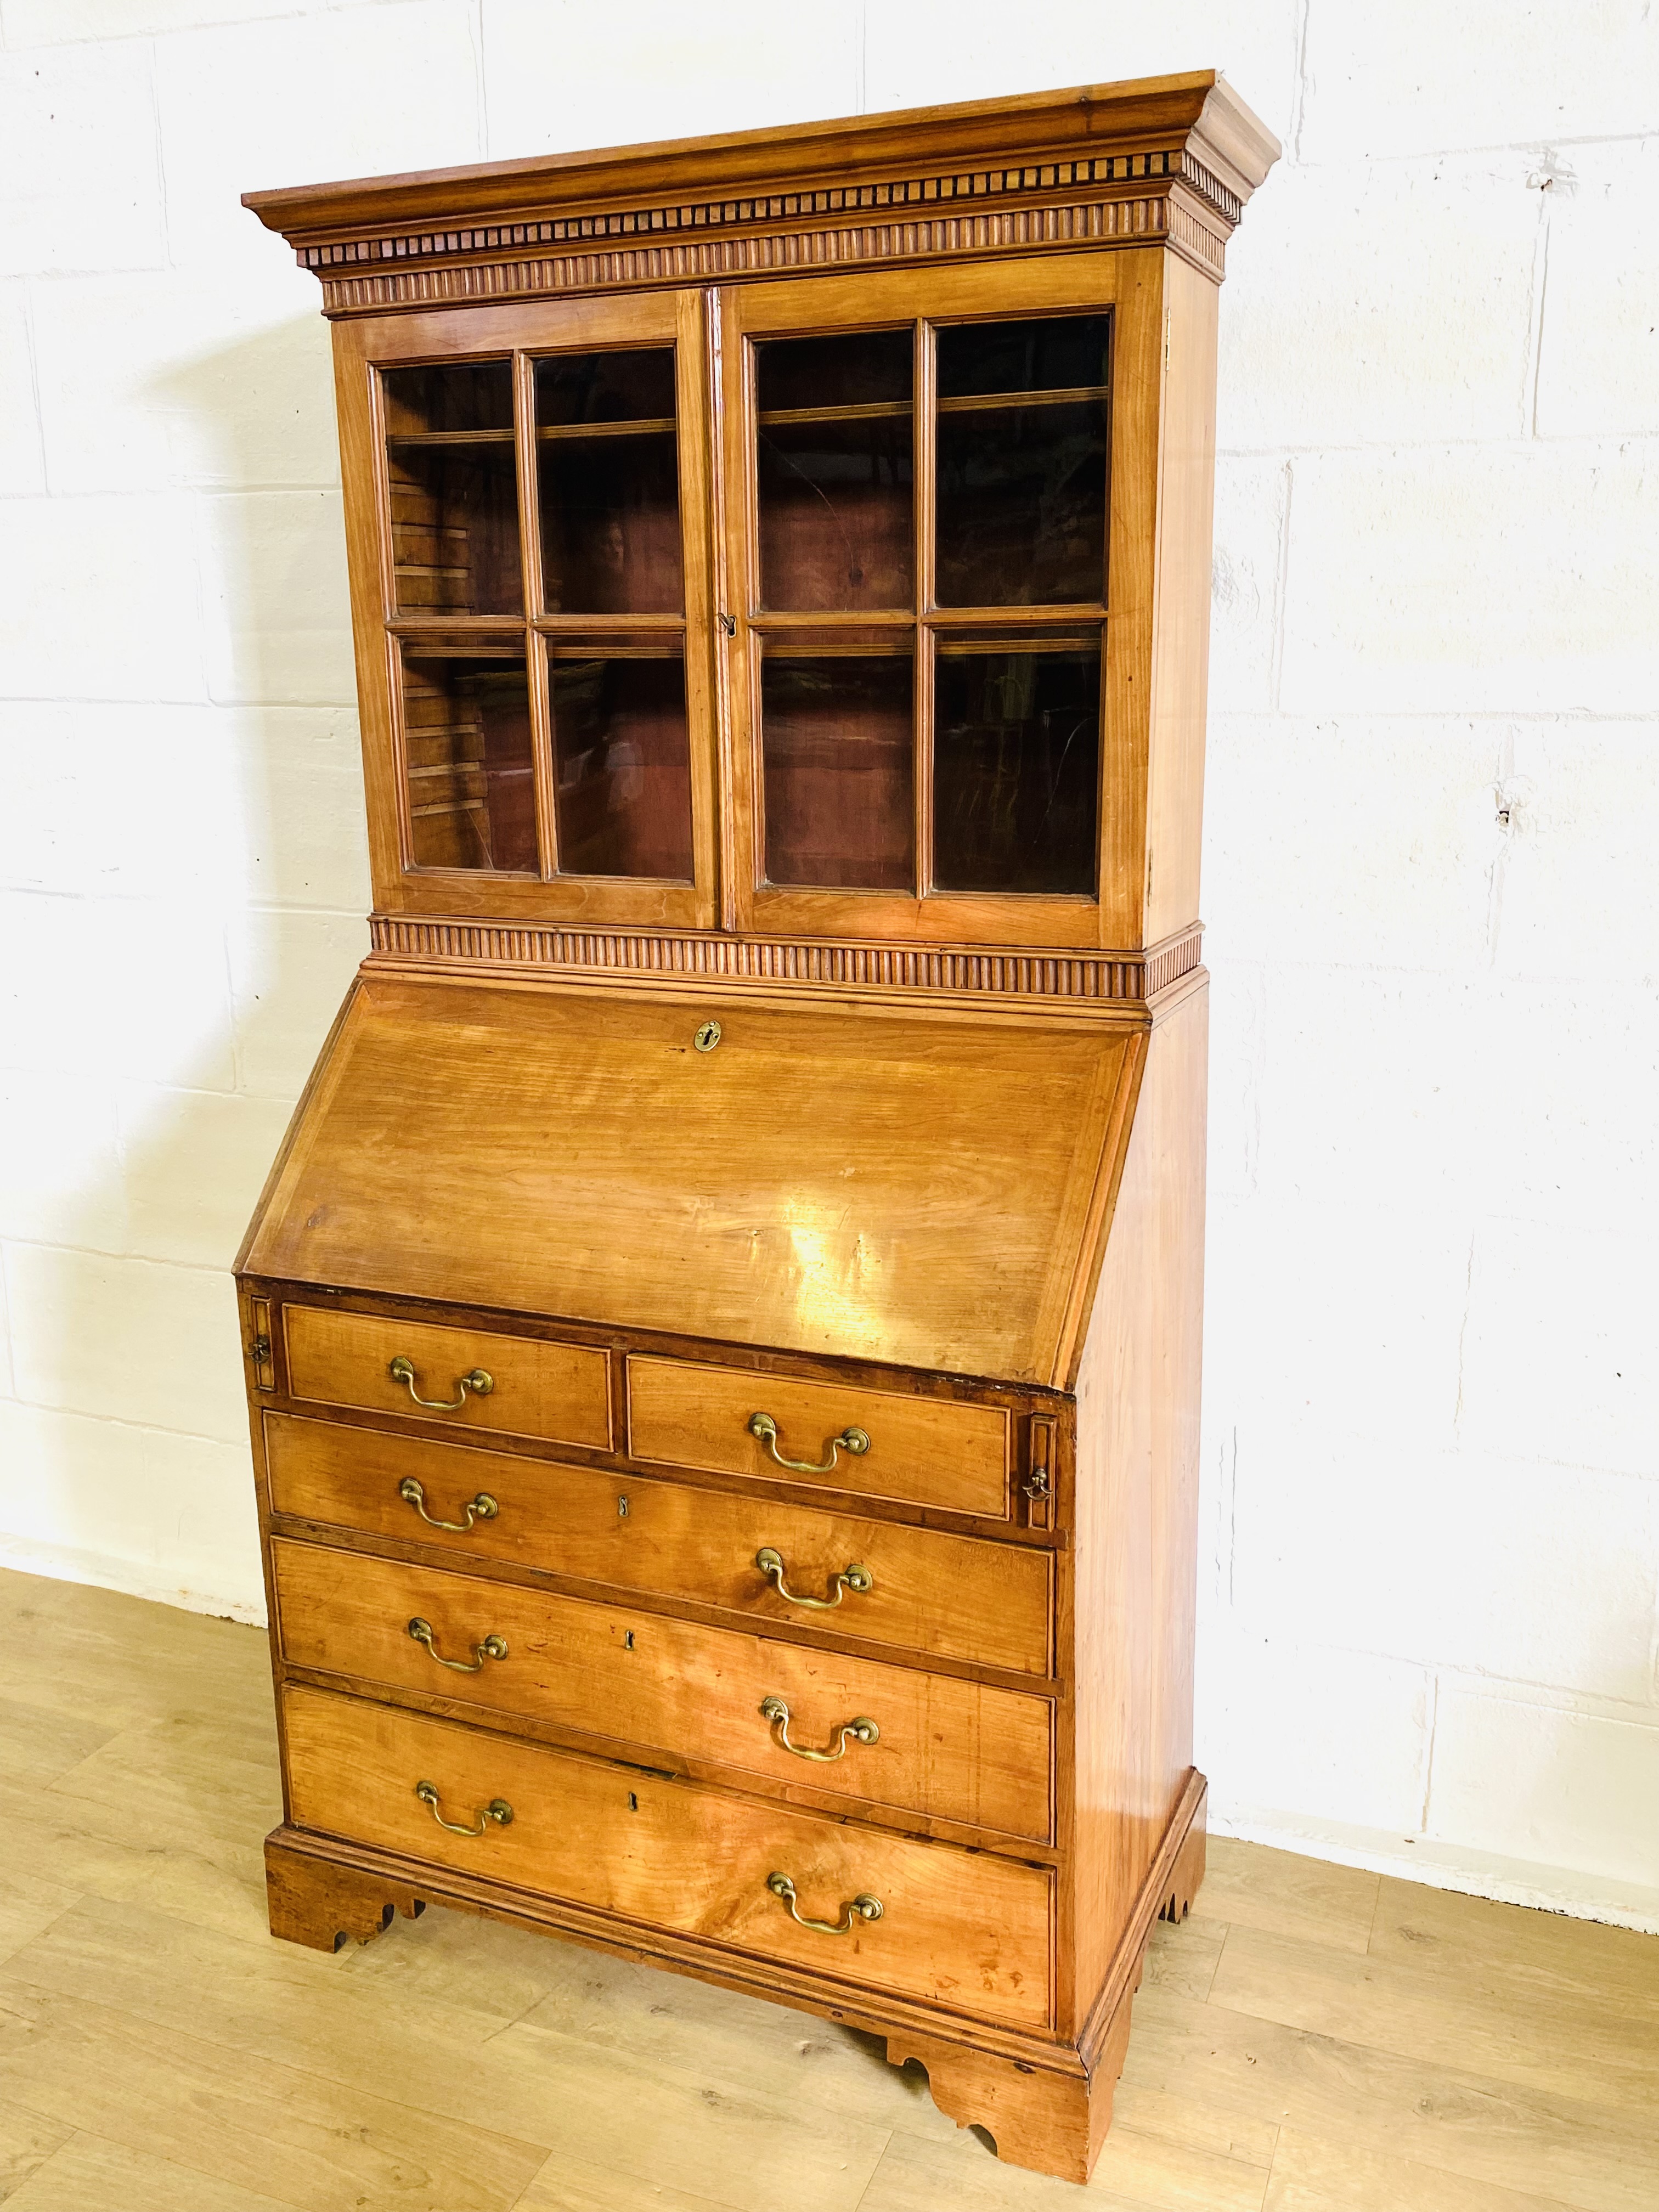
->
[243,974,1143,1385]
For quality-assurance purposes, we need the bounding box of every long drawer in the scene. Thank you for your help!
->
[272,1539,1052,1841]
[264,1414,1052,1678]
[283,1684,1053,2028]
[627,1356,1012,1517]
[284,1306,612,1451]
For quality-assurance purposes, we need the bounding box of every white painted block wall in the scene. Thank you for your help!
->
[1,0,1654,1927]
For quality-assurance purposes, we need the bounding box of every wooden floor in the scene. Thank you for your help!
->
[0,1568,1655,2211]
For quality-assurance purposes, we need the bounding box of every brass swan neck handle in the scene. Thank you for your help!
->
[390,1356,494,1411]
[408,1617,508,1673]
[398,1475,498,1532]
[414,1780,513,1837]
[754,1547,873,1609]
[760,1696,878,1762]
[748,1410,870,1475]
[766,1871,883,1936]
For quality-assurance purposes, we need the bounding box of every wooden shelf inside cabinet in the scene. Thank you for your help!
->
[387,430,516,445]
[240,67,1278,2190]
[535,417,677,441]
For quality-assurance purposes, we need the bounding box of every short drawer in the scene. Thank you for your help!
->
[272,1539,1052,1842]
[283,1307,611,1452]
[627,1356,1010,1517]
[283,1684,1052,2028]
[264,1414,1052,1678]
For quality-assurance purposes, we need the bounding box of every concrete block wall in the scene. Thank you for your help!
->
[0,0,1654,1926]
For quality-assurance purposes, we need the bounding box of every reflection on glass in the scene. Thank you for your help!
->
[933,648,1099,895]
[934,312,1109,608]
[535,349,682,614]
[551,656,693,881]
[403,654,536,873]
[383,361,522,616]
[761,655,913,890]
[757,330,913,612]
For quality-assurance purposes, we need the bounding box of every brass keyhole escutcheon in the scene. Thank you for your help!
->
[693,1020,721,1053]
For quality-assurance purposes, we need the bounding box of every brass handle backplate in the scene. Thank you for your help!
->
[415,1780,512,1836]
[766,1871,882,1936]
[748,1411,870,1475]
[760,1696,878,1763]
[755,1547,873,1610]
[408,1617,508,1673]
[398,1475,498,1532]
[390,1355,494,1411]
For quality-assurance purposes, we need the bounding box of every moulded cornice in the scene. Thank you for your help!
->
[244,72,1279,309]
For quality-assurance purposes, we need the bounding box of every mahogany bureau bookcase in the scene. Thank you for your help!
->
[237,72,1277,2185]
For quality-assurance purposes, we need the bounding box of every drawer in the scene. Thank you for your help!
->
[272,1539,1052,1841]
[627,1356,1010,1517]
[283,1684,1052,2028]
[284,1307,611,1452]
[264,1414,1051,1678]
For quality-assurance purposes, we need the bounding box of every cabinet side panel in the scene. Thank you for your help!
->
[1144,255,1219,945]
[1067,979,1206,2023]
[331,318,404,910]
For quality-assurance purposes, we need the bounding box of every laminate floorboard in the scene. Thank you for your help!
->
[0,1565,1655,2211]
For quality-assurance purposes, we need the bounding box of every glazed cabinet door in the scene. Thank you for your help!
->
[335,291,719,929]
[719,253,1160,950]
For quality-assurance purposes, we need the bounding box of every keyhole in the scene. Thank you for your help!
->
[628,1792,638,1811]
[617,1494,629,1517]
[693,1020,721,1053]
[623,1630,635,1650]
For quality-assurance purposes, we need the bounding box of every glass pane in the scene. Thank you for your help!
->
[758,331,912,413]
[535,349,682,614]
[761,655,913,890]
[403,654,536,873]
[756,331,913,612]
[537,348,675,425]
[551,656,693,881]
[934,313,1109,608]
[933,647,1099,895]
[383,363,522,616]
[936,313,1110,400]
[385,361,514,432]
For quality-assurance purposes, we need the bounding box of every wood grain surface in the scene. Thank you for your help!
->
[242,975,1140,1384]
[262,1411,1054,1675]
[281,1683,1054,2026]
[626,1355,1010,1516]
[1068,980,1208,2027]
[284,1305,612,1449]
[269,1538,1053,1840]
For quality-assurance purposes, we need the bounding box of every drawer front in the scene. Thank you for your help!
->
[265,1414,1051,1678]
[272,1539,1052,1842]
[627,1356,1010,1517]
[283,1684,1052,2028]
[284,1307,611,1451]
